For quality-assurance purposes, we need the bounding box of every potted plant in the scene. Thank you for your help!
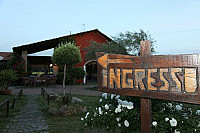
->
[0,69,18,95]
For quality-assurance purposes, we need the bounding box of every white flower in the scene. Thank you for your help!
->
[105,112,107,114]
[111,94,115,99]
[120,100,134,109]
[115,95,120,99]
[94,112,96,117]
[81,118,84,121]
[118,99,122,104]
[196,110,200,115]
[198,121,200,127]
[117,104,122,109]
[105,104,109,110]
[102,93,107,99]
[188,108,192,114]
[170,118,177,127]
[98,107,103,115]
[85,112,89,118]
[116,117,120,122]
[99,99,102,102]
[124,120,129,127]
[167,103,173,108]
[115,107,121,113]
[152,121,157,127]
[118,123,121,127]
[174,129,180,133]
[165,118,169,122]
[122,100,129,107]
[175,105,182,111]
[126,102,134,109]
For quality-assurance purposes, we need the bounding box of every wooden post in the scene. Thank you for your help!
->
[47,95,50,105]
[22,50,27,73]
[7,99,9,117]
[140,41,152,133]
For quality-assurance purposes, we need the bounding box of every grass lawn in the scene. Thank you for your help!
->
[0,95,27,132]
[37,94,107,133]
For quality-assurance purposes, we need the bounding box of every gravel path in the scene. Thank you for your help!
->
[4,95,48,133]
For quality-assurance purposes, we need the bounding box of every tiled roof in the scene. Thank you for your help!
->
[0,52,12,61]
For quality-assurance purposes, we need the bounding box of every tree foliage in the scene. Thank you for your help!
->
[51,41,82,98]
[52,42,82,66]
[112,29,156,55]
[83,41,128,61]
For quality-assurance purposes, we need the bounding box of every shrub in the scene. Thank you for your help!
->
[0,69,18,90]
[81,93,200,132]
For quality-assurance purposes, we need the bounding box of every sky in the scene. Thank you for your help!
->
[0,0,200,56]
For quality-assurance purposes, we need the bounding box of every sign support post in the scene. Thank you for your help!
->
[140,41,152,133]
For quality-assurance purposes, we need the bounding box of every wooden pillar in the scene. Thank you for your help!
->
[140,41,152,133]
[22,51,27,73]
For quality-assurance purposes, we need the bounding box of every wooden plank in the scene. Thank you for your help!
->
[140,41,152,133]
[97,53,200,104]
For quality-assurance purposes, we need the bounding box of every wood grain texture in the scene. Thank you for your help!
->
[109,68,120,89]
[122,69,133,88]
[140,41,152,133]
[185,68,197,93]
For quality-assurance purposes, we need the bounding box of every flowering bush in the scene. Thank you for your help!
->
[81,93,140,132]
[152,100,200,133]
[81,93,200,132]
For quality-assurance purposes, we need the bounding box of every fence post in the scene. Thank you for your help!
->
[7,99,9,117]
[140,41,152,133]
[47,95,49,105]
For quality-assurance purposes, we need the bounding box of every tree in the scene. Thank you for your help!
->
[52,42,81,99]
[83,41,128,61]
[112,29,156,55]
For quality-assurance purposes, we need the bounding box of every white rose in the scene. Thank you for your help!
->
[105,104,109,110]
[127,102,134,109]
[167,103,173,108]
[118,99,122,104]
[115,107,121,113]
[118,123,121,127]
[174,129,180,133]
[81,118,84,121]
[102,93,107,99]
[196,110,200,115]
[99,99,102,102]
[111,94,115,99]
[85,112,89,118]
[165,118,169,122]
[115,95,120,99]
[175,105,182,111]
[98,107,103,115]
[122,100,129,107]
[116,117,120,122]
[170,118,177,127]
[124,120,129,127]
[152,121,157,127]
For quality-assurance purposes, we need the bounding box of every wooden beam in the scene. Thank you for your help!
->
[140,41,152,133]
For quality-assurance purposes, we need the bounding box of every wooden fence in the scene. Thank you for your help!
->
[41,88,50,105]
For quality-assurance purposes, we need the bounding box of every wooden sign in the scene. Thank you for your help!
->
[97,50,200,105]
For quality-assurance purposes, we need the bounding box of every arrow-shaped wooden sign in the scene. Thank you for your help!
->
[97,53,200,104]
